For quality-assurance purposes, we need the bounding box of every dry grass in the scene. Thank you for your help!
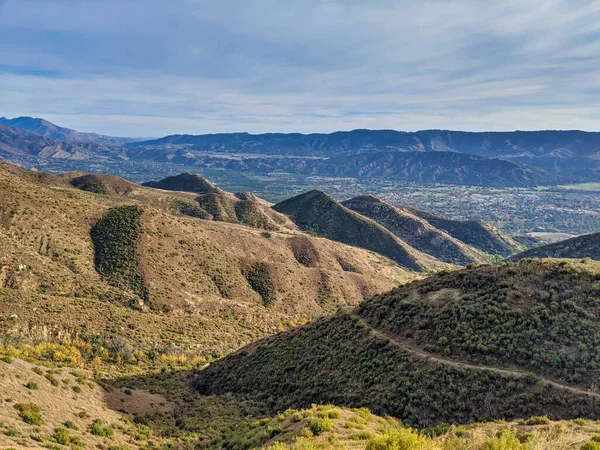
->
[0,358,165,449]
[0,160,417,357]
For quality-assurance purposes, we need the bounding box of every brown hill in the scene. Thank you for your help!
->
[68,173,137,196]
[402,206,522,256]
[273,190,447,272]
[508,232,600,262]
[0,123,109,160]
[0,160,415,357]
[342,195,488,265]
[142,173,295,231]
[142,172,223,195]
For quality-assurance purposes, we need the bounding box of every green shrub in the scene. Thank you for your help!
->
[52,427,72,445]
[14,403,44,426]
[243,262,276,307]
[423,422,451,437]
[581,442,600,450]
[480,430,524,450]
[366,429,427,450]
[25,381,39,390]
[64,420,78,430]
[307,417,332,435]
[526,415,551,425]
[88,419,114,437]
[318,410,341,419]
[45,374,59,386]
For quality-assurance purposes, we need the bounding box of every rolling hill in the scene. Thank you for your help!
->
[341,195,488,265]
[195,259,600,427]
[142,173,296,230]
[142,172,224,195]
[3,157,600,448]
[273,190,445,272]
[509,232,600,262]
[0,160,416,358]
[403,206,522,256]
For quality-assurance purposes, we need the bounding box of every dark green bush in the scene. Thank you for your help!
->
[90,206,147,301]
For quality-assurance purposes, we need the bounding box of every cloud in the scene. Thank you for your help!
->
[0,0,599,135]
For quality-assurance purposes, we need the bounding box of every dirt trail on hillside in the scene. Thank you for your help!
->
[353,314,600,400]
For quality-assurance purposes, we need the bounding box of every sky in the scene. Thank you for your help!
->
[0,0,599,137]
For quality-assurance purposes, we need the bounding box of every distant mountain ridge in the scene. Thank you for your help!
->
[2,116,600,184]
[0,123,108,160]
[0,116,142,146]
[127,128,600,158]
[127,128,600,181]
[123,150,562,187]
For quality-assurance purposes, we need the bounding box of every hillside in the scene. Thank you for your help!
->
[342,195,488,265]
[142,172,224,195]
[0,116,139,146]
[509,232,600,262]
[68,173,137,196]
[127,151,562,188]
[3,357,600,450]
[142,173,296,230]
[273,190,445,272]
[195,259,600,426]
[403,206,522,256]
[0,160,416,357]
[211,405,600,449]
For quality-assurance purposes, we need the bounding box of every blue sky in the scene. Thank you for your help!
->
[1,0,599,136]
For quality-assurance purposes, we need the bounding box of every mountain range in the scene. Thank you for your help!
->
[2,116,600,186]
[125,127,600,181]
